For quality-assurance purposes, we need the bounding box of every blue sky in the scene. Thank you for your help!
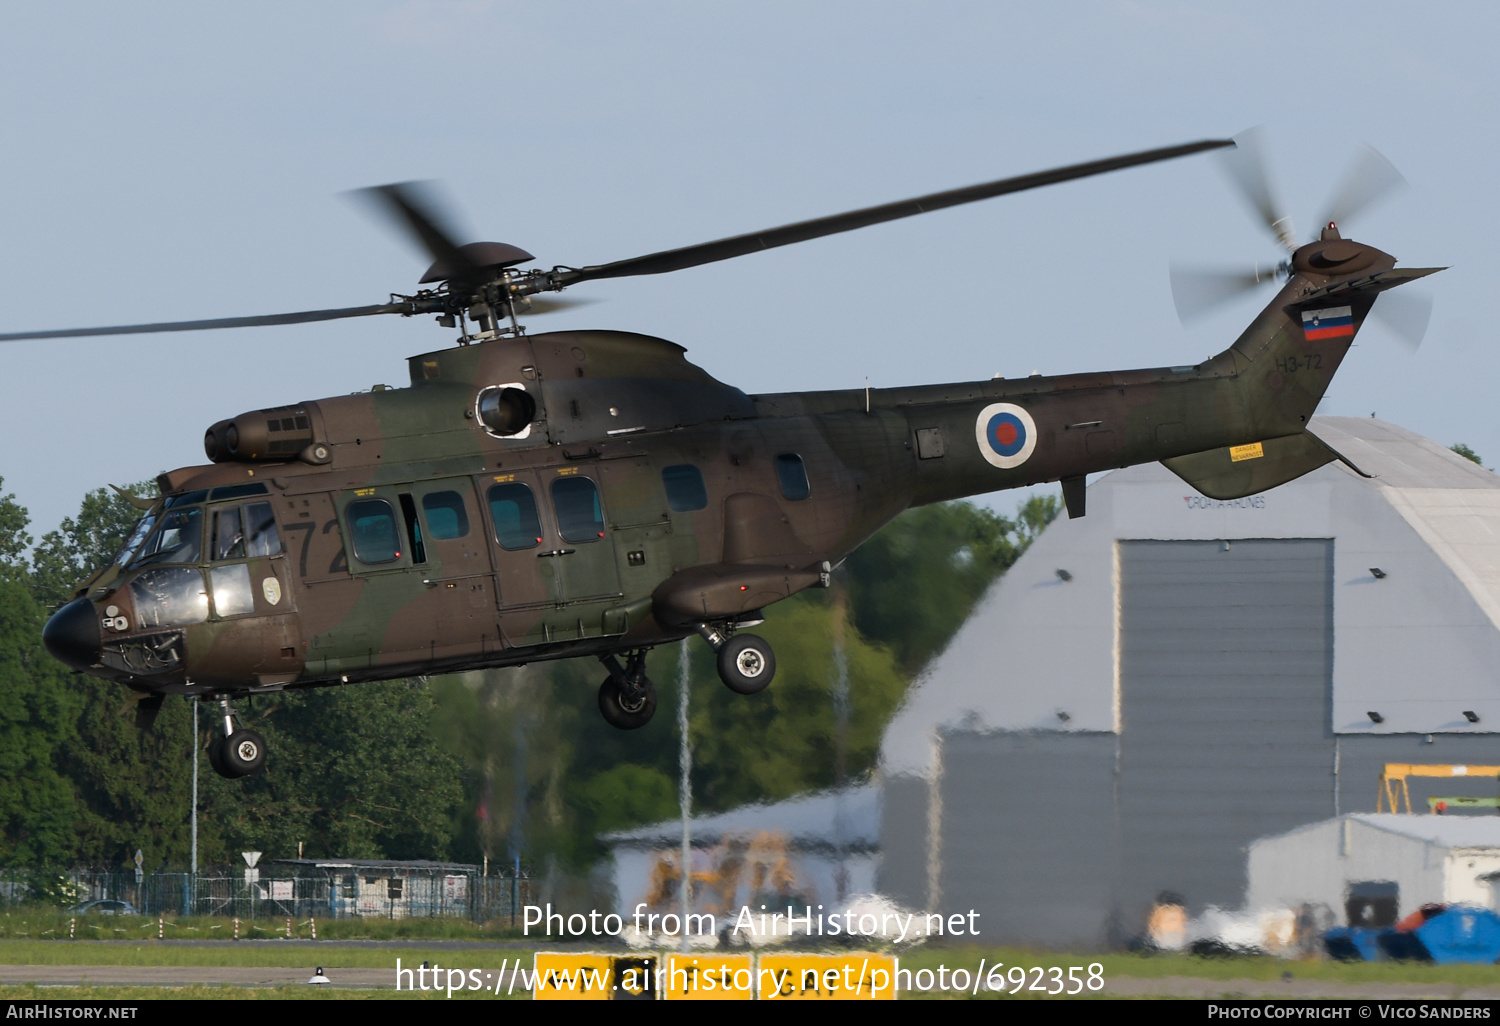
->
[0,2,1492,533]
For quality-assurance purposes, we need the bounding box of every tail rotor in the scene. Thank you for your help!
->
[1170,129,1431,348]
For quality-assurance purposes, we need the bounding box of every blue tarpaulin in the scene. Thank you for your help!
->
[1413,906,1500,965]
[1333,905,1500,964]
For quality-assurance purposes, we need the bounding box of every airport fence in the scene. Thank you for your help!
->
[0,867,535,923]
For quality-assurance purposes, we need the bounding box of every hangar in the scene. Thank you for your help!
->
[876,417,1500,948]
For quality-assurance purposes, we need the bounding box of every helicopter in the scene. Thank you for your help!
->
[22,136,1439,779]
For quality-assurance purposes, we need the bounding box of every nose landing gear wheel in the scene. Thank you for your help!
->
[716,633,775,694]
[598,677,657,730]
[217,729,267,778]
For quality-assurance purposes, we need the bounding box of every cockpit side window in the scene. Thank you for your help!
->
[244,502,282,557]
[208,501,282,563]
[212,507,245,561]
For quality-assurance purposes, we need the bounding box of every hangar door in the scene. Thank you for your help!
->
[1115,539,1334,920]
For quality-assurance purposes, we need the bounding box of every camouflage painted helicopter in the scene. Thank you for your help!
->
[21,136,1439,778]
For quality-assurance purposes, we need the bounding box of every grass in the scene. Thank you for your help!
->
[0,939,528,968]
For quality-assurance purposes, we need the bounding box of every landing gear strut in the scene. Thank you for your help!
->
[598,649,657,730]
[208,697,267,779]
[697,622,777,695]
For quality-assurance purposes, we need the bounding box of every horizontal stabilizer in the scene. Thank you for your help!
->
[1295,266,1444,304]
[1161,431,1355,500]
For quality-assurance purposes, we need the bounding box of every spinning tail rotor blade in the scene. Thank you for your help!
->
[1371,287,1433,351]
[1169,263,1279,323]
[1319,144,1407,234]
[1219,127,1297,252]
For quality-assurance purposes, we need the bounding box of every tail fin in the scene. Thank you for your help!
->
[1231,266,1440,437]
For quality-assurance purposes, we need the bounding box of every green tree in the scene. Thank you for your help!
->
[197,681,465,865]
[1452,443,1488,469]
[843,496,1058,673]
[0,483,80,866]
[0,576,81,866]
[0,479,32,582]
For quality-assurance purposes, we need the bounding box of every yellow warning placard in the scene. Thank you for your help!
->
[1229,442,1265,462]
[657,953,754,1000]
[756,953,897,1000]
[533,952,657,1000]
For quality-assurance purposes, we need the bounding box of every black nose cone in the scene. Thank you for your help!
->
[43,597,101,671]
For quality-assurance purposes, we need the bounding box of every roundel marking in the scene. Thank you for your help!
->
[975,402,1038,469]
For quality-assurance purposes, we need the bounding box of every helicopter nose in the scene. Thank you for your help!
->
[43,597,101,671]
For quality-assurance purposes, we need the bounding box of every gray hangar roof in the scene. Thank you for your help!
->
[882,417,1500,778]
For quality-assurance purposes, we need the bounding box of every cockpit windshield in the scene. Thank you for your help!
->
[128,506,204,568]
[113,509,160,567]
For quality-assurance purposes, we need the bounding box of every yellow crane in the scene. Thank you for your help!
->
[1376,764,1500,814]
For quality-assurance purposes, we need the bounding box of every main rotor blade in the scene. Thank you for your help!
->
[1219,127,1296,252]
[1319,144,1407,234]
[1169,263,1278,323]
[519,295,599,315]
[357,182,486,287]
[0,302,405,342]
[558,138,1234,285]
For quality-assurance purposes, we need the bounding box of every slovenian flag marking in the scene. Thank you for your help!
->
[1301,306,1354,341]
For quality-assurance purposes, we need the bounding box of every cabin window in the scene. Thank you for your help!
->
[662,464,708,512]
[552,476,605,543]
[347,499,401,564]
[210,563,255,617]
[775,453,810,501]
[422,491,471,540]
[488,483,542,550]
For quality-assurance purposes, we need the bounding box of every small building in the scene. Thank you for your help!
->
[1248,814,1500,924]
[270,858,478,918]
[604,785,879,920]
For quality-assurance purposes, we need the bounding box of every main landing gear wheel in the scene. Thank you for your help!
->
[208,697,268,779]
[219,730,267,778]
[597,649,657,730]
[716,633,776,695]
[598,676,657,730]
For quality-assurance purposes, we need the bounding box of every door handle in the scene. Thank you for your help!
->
[536,549,576,558]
